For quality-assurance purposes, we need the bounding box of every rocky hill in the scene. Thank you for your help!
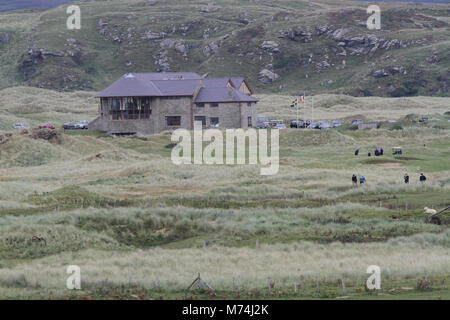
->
[0,0,448,96]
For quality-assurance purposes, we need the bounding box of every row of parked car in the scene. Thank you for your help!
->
[62,120,89,130]
[13,121,89,131]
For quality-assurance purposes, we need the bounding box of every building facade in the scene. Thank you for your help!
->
[90,73,258,135]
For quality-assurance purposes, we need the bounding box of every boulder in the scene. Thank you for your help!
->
[141,31,167,40]
[258,69,279,84]
[372,69,389,78]
[175,42,188,55]
[332,28,351,41]
[160,39,176,48]
[261,40,280,53]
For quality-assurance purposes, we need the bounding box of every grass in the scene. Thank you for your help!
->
[0,88,448,299]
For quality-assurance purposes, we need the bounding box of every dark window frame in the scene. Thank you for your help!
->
[194,116,206,126]
[210,117,219,125]
[166,116,182,126]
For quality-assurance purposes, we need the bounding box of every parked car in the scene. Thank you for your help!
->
[75,120,89,129]
[290,120,304,128]
[63,122,77,130]
[257,116,270,128]
[307,122,321,129]
[275,123,286,129]
[13,123,28,130]
[331,120,342,127]
[317,121,332,129]
[270,120,285,128]
[351,119,364,125]
[257,121,271,129]
[39,123,55,129]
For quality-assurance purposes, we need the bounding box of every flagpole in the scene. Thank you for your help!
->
[311,95,314,127]
[304,91,306,128]
[296,95,299,122]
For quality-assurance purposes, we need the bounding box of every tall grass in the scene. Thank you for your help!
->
[0,231,448,292]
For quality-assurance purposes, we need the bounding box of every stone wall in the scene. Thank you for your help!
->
[90,97,256,134]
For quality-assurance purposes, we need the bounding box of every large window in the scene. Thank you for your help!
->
[210,103,219,108]
[196,103,205,108]
[166,116,181,126]
[110,97,151,120]
[194,116,206,126]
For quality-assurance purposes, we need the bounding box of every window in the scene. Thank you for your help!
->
[248,116,252,127]
[196,103,205,108]
[111,98,122,120]
[247,102,252,107]
[194,116,206,126]
[210,103,219,108]
[166,116,181,126]
[210,117,219,126]
[141,97,152,120]
[110,97,152,120]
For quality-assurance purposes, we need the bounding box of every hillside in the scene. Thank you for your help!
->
[0,0,76,12]
[0,0,449,97]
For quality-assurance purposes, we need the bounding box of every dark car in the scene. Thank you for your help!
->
[290,120,304,128]
[63,122,76,130]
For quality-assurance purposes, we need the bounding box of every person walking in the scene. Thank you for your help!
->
[360,175,366,185]
[352,174,357,186]
[404,173,409,184]
[420,173,427,183]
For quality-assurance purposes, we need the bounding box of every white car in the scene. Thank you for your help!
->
[75,120,89,129]
[13,123,28,130]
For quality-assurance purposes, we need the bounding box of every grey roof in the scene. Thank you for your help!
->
[202,78,230,88]
[96,73,256,102]
[133,72,202,80]
[95,73,202,97]
[195,87,258,103]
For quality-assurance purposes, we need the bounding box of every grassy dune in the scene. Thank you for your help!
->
[0,88,449,299]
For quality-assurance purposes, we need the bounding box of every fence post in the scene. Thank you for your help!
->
[202,240,206,251]
[294,281,297,294]
[341,277,346,295]
[256,239,259,249]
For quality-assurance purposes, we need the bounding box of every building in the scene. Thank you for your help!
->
[89,72,258,135]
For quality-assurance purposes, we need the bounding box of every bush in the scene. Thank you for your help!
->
[389,123,403,131]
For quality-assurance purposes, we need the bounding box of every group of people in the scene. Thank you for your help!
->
[404,173,427,184]
[352,173,427,186]
[352,174,366,186]
[354,147,384,157]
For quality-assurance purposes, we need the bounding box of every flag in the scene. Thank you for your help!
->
[290,98,298,108]
[299,95,305,102]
